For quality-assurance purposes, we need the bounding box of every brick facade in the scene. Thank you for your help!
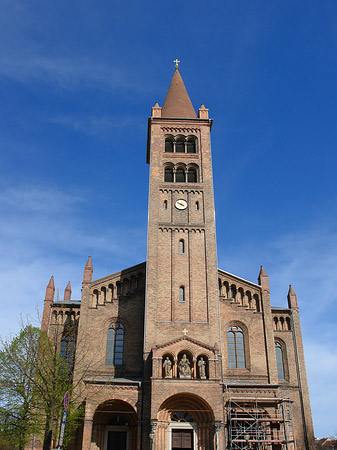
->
[39,68,315,450]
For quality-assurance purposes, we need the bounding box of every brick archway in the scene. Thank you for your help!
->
[91,399,138,450]
[155,393,215,450]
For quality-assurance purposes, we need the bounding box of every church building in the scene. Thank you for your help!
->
[41,65,315,450]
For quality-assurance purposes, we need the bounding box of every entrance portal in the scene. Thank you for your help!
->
[157,393,215,450]
[92,399,137,450]
[171,429,193,450]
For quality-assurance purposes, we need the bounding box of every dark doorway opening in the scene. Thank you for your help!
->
[107,430,127,450]
[172,429,193,450]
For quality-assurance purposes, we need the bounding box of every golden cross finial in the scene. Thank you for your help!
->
[182,327,188,335]
[174,59,180,69]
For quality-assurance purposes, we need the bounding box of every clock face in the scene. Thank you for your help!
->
[175,199,188,210]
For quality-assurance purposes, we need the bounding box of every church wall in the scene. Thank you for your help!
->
[220,299,269,382]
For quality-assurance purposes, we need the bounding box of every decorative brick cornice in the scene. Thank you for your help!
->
[159,188,203,194]
[161,126,200,134]
[159,226,205,233]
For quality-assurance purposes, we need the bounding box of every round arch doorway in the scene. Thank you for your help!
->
[157,393,215,450]
[92,399,137,450]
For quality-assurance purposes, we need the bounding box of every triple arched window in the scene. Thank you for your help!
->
[106,322,124,365]
[227,325,245,368]
[165,135,197,154]
[164,164,199,183]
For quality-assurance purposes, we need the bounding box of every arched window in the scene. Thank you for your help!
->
[175,139,185,153]
[116,281,121,296]
[231,285,236,300]
[60,334,76,371]
[165,138,174,153]
[163,200,167,210]
[275,341,285,380]
[195,201,199,211]
[179,239,185,254]
[227,325,245,368]
[179,286,185,302]
[187,168,197,183]
[176,168,185,183]
[186,140,196,153]
[106,322,124,365]
[286,317,291,331]
[164,167,174,182]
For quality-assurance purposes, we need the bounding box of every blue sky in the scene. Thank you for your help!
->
[0,0,336,438]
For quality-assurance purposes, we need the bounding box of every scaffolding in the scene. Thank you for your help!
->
[226,388,295,450]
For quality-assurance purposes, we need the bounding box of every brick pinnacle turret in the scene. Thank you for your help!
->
[287,284,299,309]
[64,281,72,301]
[45,275,55,301]
[83,256,93,283]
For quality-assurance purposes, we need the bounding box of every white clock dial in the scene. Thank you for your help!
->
[175,199,188,210]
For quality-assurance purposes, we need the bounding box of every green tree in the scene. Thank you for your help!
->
[0,325,42,450]
[0,324,81,450]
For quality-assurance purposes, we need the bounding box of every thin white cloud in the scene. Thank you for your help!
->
[0,185,84,213]
[49,114,145,137]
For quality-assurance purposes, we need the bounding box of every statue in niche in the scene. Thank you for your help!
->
[178,354,191,378]
[163,356,172,378]
[198,357,206,379]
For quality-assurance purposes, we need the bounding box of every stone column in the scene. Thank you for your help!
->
[214,422,225,450]
[82,405,94,450]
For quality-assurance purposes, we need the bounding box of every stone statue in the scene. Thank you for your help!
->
[163,356,172,378]
[198,357,206,379]
[178,354,191,378]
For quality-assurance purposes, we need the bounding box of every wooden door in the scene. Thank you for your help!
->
[172,429,193,449]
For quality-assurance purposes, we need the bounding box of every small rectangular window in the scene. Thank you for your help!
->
[179,286,185,302]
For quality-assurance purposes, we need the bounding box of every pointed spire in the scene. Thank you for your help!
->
[83,256,93,283]
[258,265,268,283]
[64,281,72,301]
[287,284,299,309]
[161,69,196,118]
[45,275,55,301]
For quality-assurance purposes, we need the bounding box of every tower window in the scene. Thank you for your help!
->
[165,139,174,153]
[164,168,174,182]
[187,168,197,183]
[179,239,185,254]
[175,141,184,153]
[179,286,185,302]
[186,141,196,153]
[227,326,245,368]
[106,322,124,365]
[275,341,285,380]
[196,201,199,211]
[176,168,185,183]
[164,200,168,210]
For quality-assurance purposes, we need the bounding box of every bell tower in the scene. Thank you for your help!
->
[144,66,220,356]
